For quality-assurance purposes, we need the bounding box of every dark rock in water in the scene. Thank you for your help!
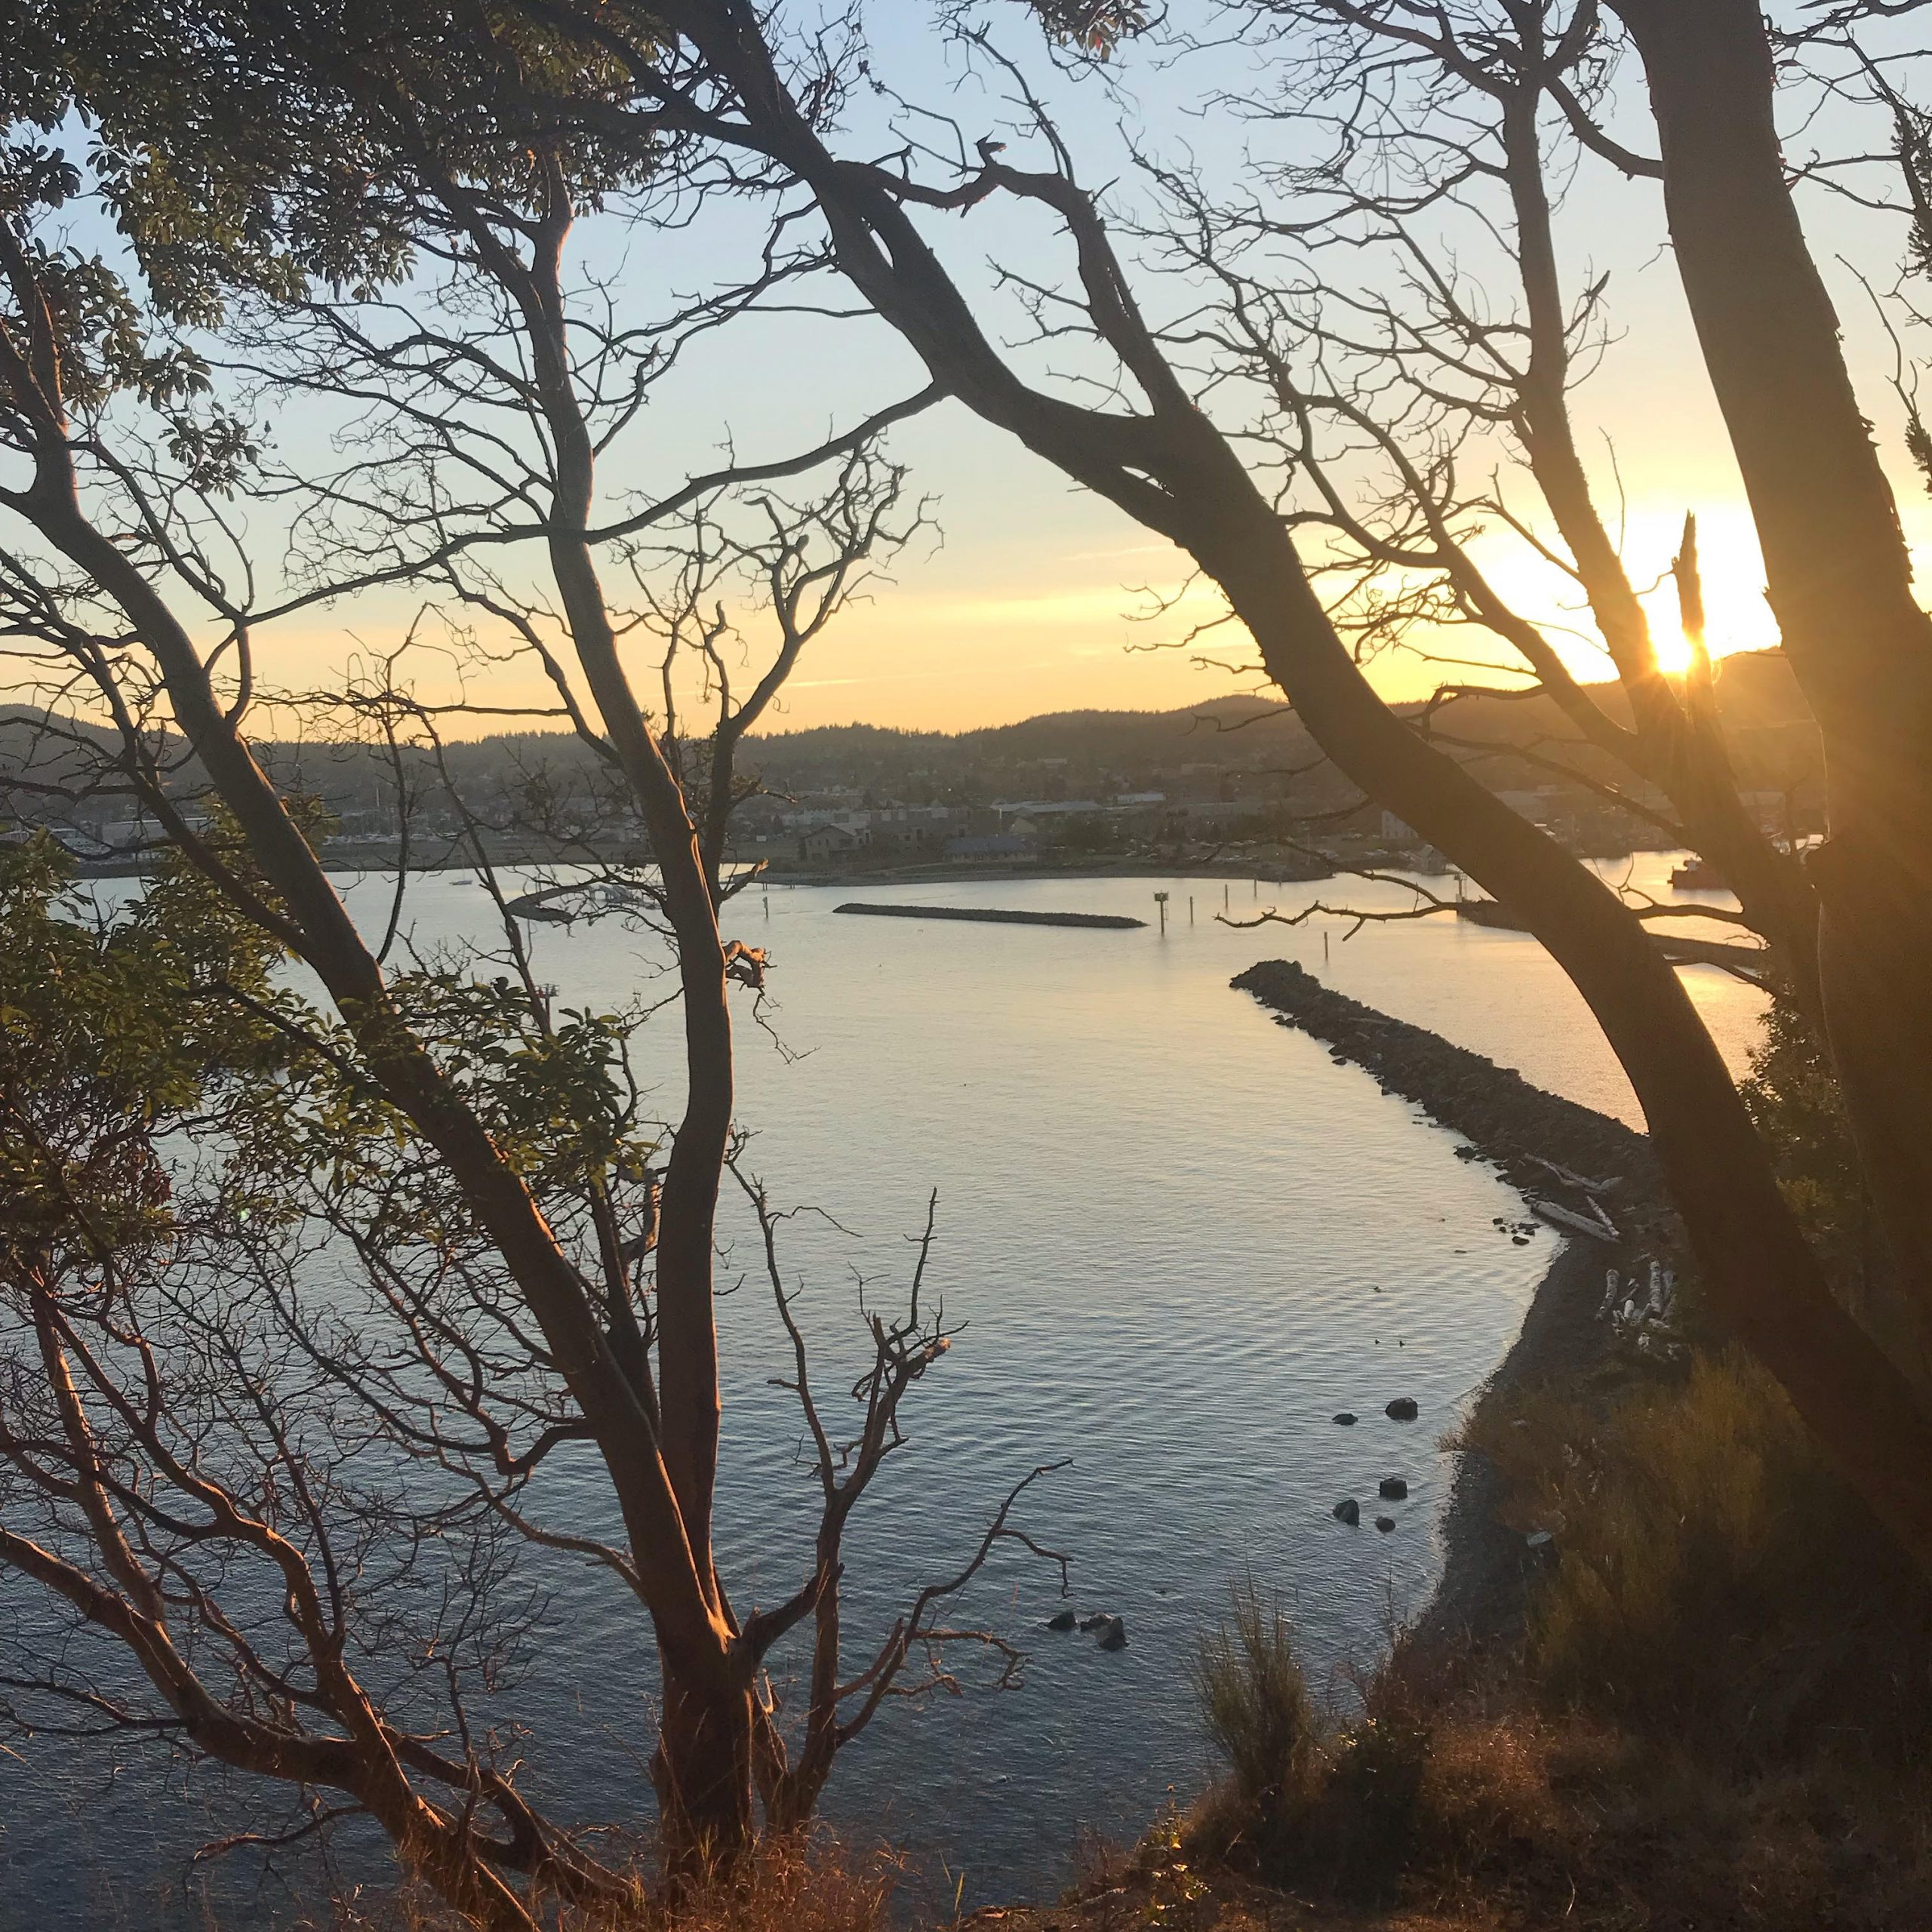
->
[1333,1411,1358,1426]
[1333,1497,1361,1526]
[1386,1397,1420,1421]
[1078,1612,1113,1632]
[1045,1608,1077,1632]
[1378,1477,1409,1500]
[1095,1616,1128,1651]
[1375,1516,1396,1534]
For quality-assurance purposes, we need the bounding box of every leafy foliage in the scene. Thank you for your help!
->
[0,832,281,1272]
[5,1,666,319]
[389,969,654,1189]
[1739,991,1869,1283]
[0,0,679,508]
[0,826,656,1282]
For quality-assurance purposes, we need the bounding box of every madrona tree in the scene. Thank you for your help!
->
[485,0,1932,1563]
[0,7,1052,1909]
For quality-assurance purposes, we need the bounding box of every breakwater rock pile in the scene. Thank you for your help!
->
[1234,958,1682,1653]
[1232,959,1666,1231]
[835,902,1146,930]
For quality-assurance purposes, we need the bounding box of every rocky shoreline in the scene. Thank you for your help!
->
[66,851,1342,893]
[1231,959,1678,1657]
[769,853,1336,891]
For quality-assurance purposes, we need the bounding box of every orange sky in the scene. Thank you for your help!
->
[254,488,1932,743]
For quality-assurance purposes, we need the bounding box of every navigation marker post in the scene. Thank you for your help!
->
[1154,891,1170,934]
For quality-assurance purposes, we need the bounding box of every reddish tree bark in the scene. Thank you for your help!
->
[567,0,1932,1571]
[1611,0,1932,1303]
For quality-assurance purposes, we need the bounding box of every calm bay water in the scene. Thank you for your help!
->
[0,855,1761,1924]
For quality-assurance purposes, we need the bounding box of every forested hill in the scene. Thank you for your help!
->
[739,648,1817,800]
[0,649,1819,825]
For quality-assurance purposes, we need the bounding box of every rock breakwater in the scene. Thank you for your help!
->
[1232,958,1681,1652]
[1231,959,1666,1225]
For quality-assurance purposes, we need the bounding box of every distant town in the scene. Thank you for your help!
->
[3,651,1823,882]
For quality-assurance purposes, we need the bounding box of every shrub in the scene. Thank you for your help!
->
[1463,1351,1932,1761]
[1191,1580,1435,1901]
[1192,1579,1321,1825]
[1313,1710,1429,1904]
[1741,989,1930,1382]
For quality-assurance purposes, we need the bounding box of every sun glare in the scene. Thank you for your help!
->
[1651,626,1696,678]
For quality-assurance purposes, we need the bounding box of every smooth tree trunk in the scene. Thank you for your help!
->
[1496,81,1825,1014]
[1189,461,1932,1571]
[1,195,761,1873]
[1611,0,1932,1304]
[509,190,755,1856]
[653,1656,760,1873]
[624,0,1932,1571]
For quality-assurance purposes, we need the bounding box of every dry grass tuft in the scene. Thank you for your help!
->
[632,1835,897,1932]
[1185,1583,1430,1903]
[1191,1579,1321,1829]
[274,1831,897,1932]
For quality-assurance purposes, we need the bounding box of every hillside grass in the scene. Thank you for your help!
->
[179,1832,899,1932]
